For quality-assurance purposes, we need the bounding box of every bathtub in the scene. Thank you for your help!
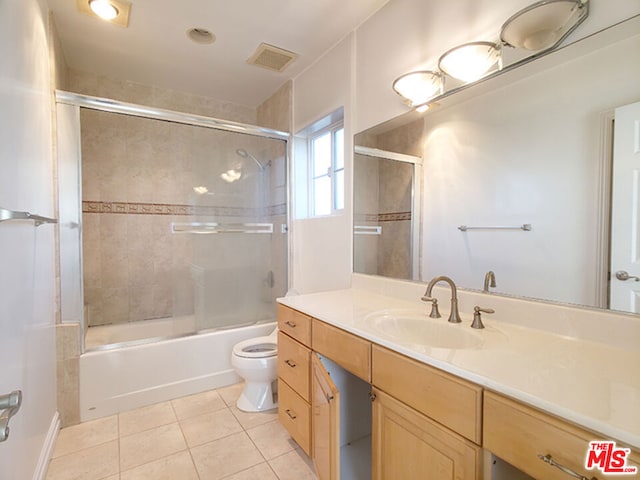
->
[79,321,276,421]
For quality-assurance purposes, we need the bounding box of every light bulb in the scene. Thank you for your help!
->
[89,0,119,20]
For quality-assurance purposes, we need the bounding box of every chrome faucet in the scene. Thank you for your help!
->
[421,275,462,323]
[483,270,496,293]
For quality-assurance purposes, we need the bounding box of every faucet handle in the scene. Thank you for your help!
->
[471,306,494,329]
[421,296,442,318]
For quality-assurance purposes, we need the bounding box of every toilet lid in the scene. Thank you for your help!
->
[233,336,277,358]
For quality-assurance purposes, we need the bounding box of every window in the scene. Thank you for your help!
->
[309,122,344,216]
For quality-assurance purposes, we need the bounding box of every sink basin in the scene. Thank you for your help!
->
[363,309,484,350]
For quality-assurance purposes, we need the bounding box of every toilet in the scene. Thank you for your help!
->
[231,328,278,412]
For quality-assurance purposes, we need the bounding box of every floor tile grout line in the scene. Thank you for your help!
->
[173,400,204,480]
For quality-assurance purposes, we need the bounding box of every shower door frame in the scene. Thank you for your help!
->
[55,90,291,352]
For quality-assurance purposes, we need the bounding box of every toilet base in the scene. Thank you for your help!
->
[236,380,277,412]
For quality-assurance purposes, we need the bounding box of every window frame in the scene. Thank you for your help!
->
[308,121,345,217]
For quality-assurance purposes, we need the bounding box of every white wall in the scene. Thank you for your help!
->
[291,35,354,293]
[421,33,640,306]
[0,0,58,479]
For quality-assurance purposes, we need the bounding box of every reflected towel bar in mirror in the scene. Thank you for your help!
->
[458,224,532,232]
[0,207,58,227]
[171,222,274,234]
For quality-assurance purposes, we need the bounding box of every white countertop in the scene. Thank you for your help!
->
[277,284,640,450]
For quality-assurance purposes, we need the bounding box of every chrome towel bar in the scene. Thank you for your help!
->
[171,222,274,234]
[0,207,57,227]
[458,224,531,232]
[354,225,382,235]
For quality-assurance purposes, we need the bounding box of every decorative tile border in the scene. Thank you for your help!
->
[83,201,287,217]
[354,211,412,223]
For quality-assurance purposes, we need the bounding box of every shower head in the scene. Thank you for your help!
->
[236,149,270,170]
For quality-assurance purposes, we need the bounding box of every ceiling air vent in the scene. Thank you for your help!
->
[247,43,298,73]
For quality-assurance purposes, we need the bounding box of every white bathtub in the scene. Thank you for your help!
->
[79,321,276,421]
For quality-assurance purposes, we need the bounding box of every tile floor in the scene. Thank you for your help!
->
[45,383,318,480]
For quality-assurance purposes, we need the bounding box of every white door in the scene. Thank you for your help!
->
[610,101,640,312]
[0,1,58,479]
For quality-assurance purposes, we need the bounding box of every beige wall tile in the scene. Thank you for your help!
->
[257,81,292,132]
[56,357,81,428]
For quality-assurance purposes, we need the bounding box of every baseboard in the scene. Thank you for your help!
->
[33,411,60,480]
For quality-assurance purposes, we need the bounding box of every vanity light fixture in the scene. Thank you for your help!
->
[392,71,444,109]
[391,0,588,112]
[438,42,502,83]
[500,0,589,52]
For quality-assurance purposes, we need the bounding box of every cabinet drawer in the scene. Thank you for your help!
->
[312,319,371,382]
[484,391,640,480]
[278,331,310,401]
[372,345,482,444]
[278,378,311,456]
[277,304,312,347]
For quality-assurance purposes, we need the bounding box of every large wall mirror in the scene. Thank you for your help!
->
[354,15,640,315]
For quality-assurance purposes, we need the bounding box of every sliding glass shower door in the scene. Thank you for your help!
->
[74,104,287,347]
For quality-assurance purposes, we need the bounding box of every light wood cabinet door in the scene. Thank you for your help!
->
[312,354,340,480]
[372,388,481,480]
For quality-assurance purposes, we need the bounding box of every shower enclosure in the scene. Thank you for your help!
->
[57,92,288,350]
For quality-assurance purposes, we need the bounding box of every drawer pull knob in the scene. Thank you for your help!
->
[285,409,297,420]
[285,360,297,368]
[538,454,598,480]
[285,321,297,328]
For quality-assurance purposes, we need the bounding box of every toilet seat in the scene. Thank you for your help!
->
[233,335,277,358]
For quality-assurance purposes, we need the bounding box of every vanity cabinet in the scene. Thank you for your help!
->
[372,388,481,480]
[278,304,637,480]
[484,391,640,480]
[371,345,482,480]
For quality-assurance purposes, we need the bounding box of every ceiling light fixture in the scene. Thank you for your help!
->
[501,0,589,52]
[392,71,444,109]
[89,0,118,20]
[438,42,502,83]
[187,28,216,45]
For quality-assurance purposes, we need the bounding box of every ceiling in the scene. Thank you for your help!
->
[48,0,390,108]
